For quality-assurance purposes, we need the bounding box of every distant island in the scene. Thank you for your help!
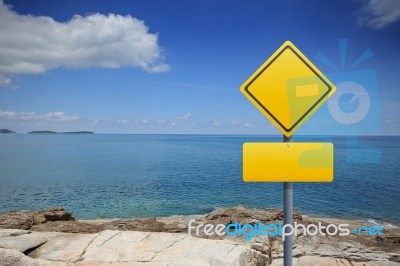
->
[0,129,16,133]
[63,131,94,134]
[28,131,94,134]
[28,130,57,134]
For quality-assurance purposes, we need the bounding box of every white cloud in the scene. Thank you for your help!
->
[0,1,169,86]
[212,121,220,126]
[358,0,400,28]
[88,112,192,130]
[0,73,12,86]
[176,113,192,120]
[117,119,130,125]
[0,109,79,122]
[44,112,79,121]
[243,122,252,127]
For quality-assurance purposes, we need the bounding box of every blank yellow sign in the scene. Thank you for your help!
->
[240,41,336,137]
[243,142,333,182]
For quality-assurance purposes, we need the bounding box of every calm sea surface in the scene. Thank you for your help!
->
[0,134,399,224]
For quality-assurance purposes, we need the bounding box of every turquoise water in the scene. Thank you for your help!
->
[0,134,399,224]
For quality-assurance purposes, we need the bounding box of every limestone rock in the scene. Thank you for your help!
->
[76,262,165,266]
[0,247,69,266]
[0,233,47,253]
[29,232,98,262]
[23,229,268,265]
[1,206,399,265]
[0,229,30,238]
[82,230,185,262]
[271,256,400,266]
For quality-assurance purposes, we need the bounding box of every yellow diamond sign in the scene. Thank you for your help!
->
[240,41,336,137]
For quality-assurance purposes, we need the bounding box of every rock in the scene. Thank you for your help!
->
[2,206,301,234]
[0,208,75,230]
[29,232,98,262]
[163,223,186,233]
[31,221,104,234]
[106,218,165,232]
[272,255,400,266]
[150,234,267,265]
[79,230,263,265]
[1,206,399,265]
[33,214,47,225]
[206,205,271,225]
[0,229,31,238]
[31,218,167,234]
[43,208,75,222]
[271,256,354,266]
[82,230,185,262]
[1,229,262,265]
[33,208,75,224]
[0,247,69,266]
[381,229,400,244]
[205,208,230,220]
[274,209,303,221]
[166,247,268,266]
[205,206,302,226]
[0,210,35,230]
[0,247,37,266]
[76,262,163,266]
[7,229,268,265]
[0,233,47,253]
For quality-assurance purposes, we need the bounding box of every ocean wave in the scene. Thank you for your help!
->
[367,219,399,230]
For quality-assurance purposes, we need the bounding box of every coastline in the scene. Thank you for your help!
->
[78,214,400,230]
[0,206,399,265]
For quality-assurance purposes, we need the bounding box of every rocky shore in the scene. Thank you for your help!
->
[0,207,399,265]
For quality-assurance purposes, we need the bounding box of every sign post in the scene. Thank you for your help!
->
[283,135,292,266]
[240,41,336,266]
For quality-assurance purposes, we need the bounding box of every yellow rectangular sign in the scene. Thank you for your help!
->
[243,142,333,182]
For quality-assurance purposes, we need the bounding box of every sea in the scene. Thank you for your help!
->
[0,134,399,226]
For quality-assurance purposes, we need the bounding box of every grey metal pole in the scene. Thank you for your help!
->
[283,135,293,266]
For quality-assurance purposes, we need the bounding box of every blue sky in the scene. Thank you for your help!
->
[0,0,399,134]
